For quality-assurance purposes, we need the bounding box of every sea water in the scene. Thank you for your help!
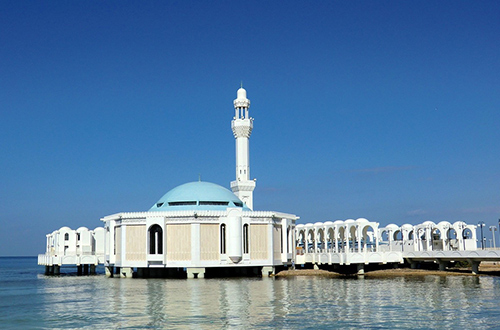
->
[1,257,499,329]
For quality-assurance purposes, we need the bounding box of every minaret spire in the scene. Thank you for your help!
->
[230,86,256,210]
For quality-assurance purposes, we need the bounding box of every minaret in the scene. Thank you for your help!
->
[230,87,256,210]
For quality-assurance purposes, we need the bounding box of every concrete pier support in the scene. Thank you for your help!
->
[410,261,418,269]
[54,265,60,275]
[261,266,275,277]
[45,266,50,275]
[356,264,365,275]
[83,264,89,275]
[471,261,480,275]
[90,265,96,275]
[438,261,447,271]
[105,266,114,278]
[187,267,206,279]
[120,267,133,278]
[77,265,83,275]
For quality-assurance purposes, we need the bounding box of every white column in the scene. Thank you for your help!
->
[426,228,431,251]
[363,227,367,252]
[191,223,201,266]
[107,220,116,264]
[357,226,362,252]
[314,230,318,254]
[389,230,393,252]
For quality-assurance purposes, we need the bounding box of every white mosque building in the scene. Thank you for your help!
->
[39,87,298,278]
[39,87,499,277]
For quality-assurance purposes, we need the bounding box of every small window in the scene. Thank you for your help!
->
[77,233,81,241]
[199,201,229,206]
[168,201,197,206]
[156,202,164,208]
[234,202,243,207]
[64,233,69,240]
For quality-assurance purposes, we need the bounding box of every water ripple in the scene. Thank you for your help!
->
[1,259,499,329]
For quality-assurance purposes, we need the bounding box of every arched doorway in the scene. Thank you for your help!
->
[307,230,315,253]
[317,229,325,252]
[431,228,442,251]
[362,225,376,252]
[327,228,335,252]
[149,224,163,254]
[447,228,458,250]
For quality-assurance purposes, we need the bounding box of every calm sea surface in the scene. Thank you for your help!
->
[1,257,500,329]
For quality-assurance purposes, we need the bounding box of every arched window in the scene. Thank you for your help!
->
[64,233,69,240]
[149,225,163,254]
[243,224,249,254]
[220,224,226,254]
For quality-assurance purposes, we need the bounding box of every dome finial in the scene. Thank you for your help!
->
[236,85,247,100]
[241,80,243,88]
[198,173,202,182]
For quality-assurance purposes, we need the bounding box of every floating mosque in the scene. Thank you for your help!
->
[40,87,297,278]
[39,87,500,277]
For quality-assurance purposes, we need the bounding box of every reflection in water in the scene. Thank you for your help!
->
[37,275,500,329]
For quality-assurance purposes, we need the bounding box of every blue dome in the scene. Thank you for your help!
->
[149,181,250,211]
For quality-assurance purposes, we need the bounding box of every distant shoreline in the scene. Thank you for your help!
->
[0,256,37,258]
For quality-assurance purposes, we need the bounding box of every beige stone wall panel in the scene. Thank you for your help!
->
[115,226,121,263]
[166,224,191,261]
[125,225,146,261]
[200,224,219,260]
[250,224,268,260]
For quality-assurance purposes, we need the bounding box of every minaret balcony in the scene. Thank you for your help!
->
[231,119,253,138]
[233,99,250,108]
[230,180,256,192]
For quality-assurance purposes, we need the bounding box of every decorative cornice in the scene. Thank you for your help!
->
[101,209,298,222]
[121,218,145,224]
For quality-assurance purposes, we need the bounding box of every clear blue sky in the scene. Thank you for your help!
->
[1,1,499,256]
